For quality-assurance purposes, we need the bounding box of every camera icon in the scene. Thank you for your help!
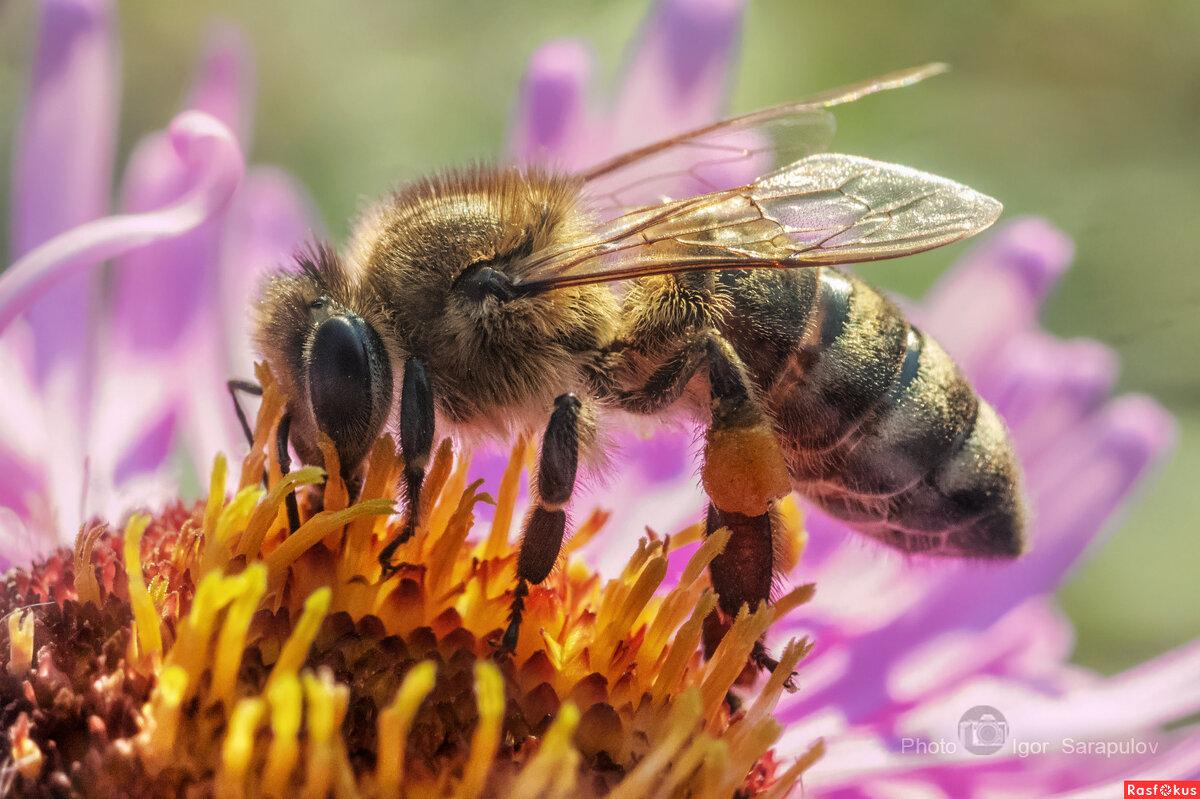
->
[958,705,1008,755]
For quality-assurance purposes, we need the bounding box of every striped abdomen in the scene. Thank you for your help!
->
[717,267,1026,558]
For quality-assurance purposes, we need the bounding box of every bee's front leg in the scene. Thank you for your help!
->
[276,412,302,534]
[379,357,435,577]
[500,392,582,654]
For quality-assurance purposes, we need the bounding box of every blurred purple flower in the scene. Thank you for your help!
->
[508,0,1200,794]
[0,0,316,567]
[1,0,1196,792]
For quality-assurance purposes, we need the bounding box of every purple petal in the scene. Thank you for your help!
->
[918,217,1074,382]
[110,406,177,485]
[9,0,119,381]
[218,166,317,378]
[608,0,746,155]
[185,166,317,468]
[108,25,253,353]
[508,39,593,168]
[987,333,1117,464]
[1015,394,1178,591]
[781,395,1176,726]
[184,23,256,148]
[0,112,246,336]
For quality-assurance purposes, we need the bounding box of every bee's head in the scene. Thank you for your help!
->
[254,246,394,474]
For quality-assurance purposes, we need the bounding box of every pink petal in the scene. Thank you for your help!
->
[608,0,746,155]
[108,25,254,353]
[185,23,256,149]
[9,0,119,381]
[918,217,1074,383]
[218,166,318,378]
[987,333,1117,465]
[507,39,594,168]
[185,166,317,470]
[0,112,246,337]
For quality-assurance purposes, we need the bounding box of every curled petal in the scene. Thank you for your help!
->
[10,0,119,379]
[109,26,254,352]
[508,39,594,168]
[181,166,318,471]
[0,111,245,337]
[185,22,256,148]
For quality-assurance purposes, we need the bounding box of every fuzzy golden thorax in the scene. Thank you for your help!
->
[345,166,620,431]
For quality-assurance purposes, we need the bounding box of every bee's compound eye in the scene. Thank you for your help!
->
[308,314,386,468]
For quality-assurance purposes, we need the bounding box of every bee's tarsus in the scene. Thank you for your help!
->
[500,578,530,655]
[277,412,302,534]
[751,640,799,692]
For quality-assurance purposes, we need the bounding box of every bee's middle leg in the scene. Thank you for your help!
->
[379,357,435,577]
[500,392,582,654]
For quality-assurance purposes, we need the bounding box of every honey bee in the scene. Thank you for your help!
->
[244,63,1025,666]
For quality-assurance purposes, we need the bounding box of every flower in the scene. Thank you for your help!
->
[4,0,1199,796]
[0,369,820,797]
[507,1,1200,795]
[766,219,1200,796]
[0,0,316,566]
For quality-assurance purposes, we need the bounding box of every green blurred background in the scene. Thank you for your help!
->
[1,1,1197,673]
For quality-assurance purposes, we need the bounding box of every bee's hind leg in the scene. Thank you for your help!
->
[699,337,796,685]
[500,393,582,655]
[602,332,794,683]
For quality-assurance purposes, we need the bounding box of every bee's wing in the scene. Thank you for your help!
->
[582,63,948,220]
[518,153,1001,292]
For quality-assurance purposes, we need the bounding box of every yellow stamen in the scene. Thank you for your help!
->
[72,522,104,606]
[301,669,353,799]
[238,465,325,559]
[266,587,330,691]
[455,661,504,799]
[606,689,702,799]
[169,570,243,692]
[262,499,394,584]
[763,740,826,799]
[507,702,581,799]
[204,454,228,543]
[482,436,527,560]
[317,433,348,513]
[262,674,303,797]
[203,485,264,575]
[240,364,287,491]
[561,507,610,556]
[375,660,437,796]
[217,697,265,799]
[211,565,267,706]
[652,590,717,704]
[143,665,188,771]
[10,713,42,780]
[123,513,162,660]
[701,603,773,722]
[6,610,33,675]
